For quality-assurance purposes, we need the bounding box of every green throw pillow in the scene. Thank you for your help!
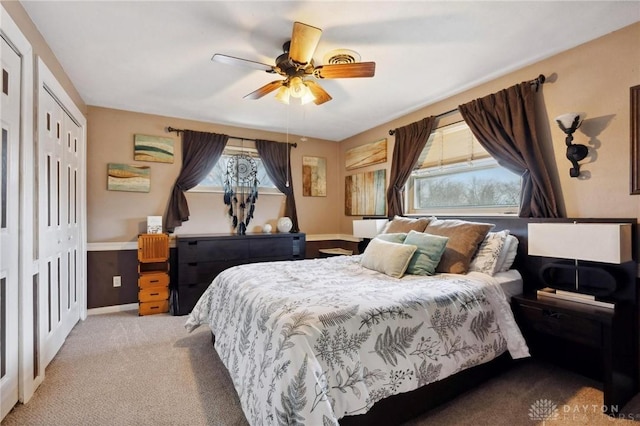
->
[404,230,449,275]
[375,233,407,244]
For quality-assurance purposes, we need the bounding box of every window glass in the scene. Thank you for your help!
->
[190,144,280,194]
[407,122,521,214]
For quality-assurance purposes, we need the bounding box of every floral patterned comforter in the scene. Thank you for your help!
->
[185,255,529,426]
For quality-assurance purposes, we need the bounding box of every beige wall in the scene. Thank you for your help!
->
[339,22,640,234]
[86,107,341,242]
[7,0,639,244]
[2,1,86,114]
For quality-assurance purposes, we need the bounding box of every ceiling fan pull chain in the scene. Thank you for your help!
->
[286,104,290,187]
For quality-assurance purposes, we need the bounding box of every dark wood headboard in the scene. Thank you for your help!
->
[429,216,637,305]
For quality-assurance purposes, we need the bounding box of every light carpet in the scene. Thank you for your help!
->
[3,310,640,425]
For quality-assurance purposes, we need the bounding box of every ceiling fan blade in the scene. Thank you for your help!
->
[212,54,275,73]
[305,81,332,105]
[288,22,322,66]
[243,80,283,100]
[314,62,376,79]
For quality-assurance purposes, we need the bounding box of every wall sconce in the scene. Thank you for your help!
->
[555,113,588,178]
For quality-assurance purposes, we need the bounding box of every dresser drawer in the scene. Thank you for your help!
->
[178,239,248,262]
[139,286,169,303]
[174,282,211,315]
[138,272,169,289]
[249,238,292,258]
[139,300,169,316]
[516,303,602,347]
[177,260,239,286]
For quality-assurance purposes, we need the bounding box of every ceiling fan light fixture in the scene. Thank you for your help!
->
[215,22,376,105]
[300,89,316,105]
[289,77,307,98]
[275,86,290,104]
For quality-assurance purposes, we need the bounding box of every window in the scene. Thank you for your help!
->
[406,121,521,215]
[190,144,281,194]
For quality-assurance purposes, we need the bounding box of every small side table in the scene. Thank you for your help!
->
[512,293,636,413]
[319,248,353,258]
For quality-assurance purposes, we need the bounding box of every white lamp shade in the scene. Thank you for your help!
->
[275,86,290,104]
[289,77,306,98]
[353,219,388,239]
[528,223,632,264]
[300,89,316,105]
[555,113,583,129]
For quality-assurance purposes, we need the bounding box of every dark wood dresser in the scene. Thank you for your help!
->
[173,232,306,315]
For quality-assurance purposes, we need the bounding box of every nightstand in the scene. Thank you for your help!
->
[512,293,636,413]
[318,248,353,258]
[137,234,170,315]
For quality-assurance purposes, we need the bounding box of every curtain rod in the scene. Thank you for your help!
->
[165,126,297,148]
[388,74,546,136]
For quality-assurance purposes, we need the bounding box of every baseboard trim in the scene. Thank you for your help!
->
[87,303,138,315]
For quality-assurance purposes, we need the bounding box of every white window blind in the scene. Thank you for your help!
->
[407,120,521,214]
[415,121,489,170]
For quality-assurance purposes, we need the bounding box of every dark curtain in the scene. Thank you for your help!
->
[255,139,300,233]
[386,117,436,217]
[458,82,560,218]
[164,130,229,233]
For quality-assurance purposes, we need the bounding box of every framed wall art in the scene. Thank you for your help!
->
[134,134,174,163]
[630,85,640,194]
[302,156,327,197]
[345,138,387,170]
[107,163,150,192]
[345,169,386,216]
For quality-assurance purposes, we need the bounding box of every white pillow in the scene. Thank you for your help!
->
[496,234,519,272]
[361,238,417,278]
[469,230,509,276]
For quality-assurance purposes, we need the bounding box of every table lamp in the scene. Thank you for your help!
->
[528,222,632,296]
[353,219,388,253]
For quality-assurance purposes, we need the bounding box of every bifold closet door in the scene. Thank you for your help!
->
[0,34,21,419]
[38,61,86,367]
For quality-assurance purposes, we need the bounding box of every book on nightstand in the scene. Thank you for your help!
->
[536,287,614,309]
[147,216,162,234]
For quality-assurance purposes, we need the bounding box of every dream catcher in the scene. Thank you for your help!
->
[223,153,259,235]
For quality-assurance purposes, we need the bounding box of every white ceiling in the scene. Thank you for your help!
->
[20,1,640,141]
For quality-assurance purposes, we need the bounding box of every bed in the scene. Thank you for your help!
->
[185,216,532,425]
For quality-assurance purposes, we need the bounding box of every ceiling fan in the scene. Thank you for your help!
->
[212,21,376,105]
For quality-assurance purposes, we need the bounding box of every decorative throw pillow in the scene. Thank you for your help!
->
[403,230,449,276]
[361,238,417,278]
[425,218,495,274]
[375,233,407,244]
[382,215,431,234]
[469,230,510,276]
[496,235,520,272]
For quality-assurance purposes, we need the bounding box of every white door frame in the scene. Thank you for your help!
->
[0,23,22,422]
[0,6,35,416]
[0,4,36,414]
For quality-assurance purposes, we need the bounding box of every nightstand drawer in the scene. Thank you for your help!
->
[138,272,169,289]
[517,303,602,347]
[139,286,169,303]
[139,300,169,316]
